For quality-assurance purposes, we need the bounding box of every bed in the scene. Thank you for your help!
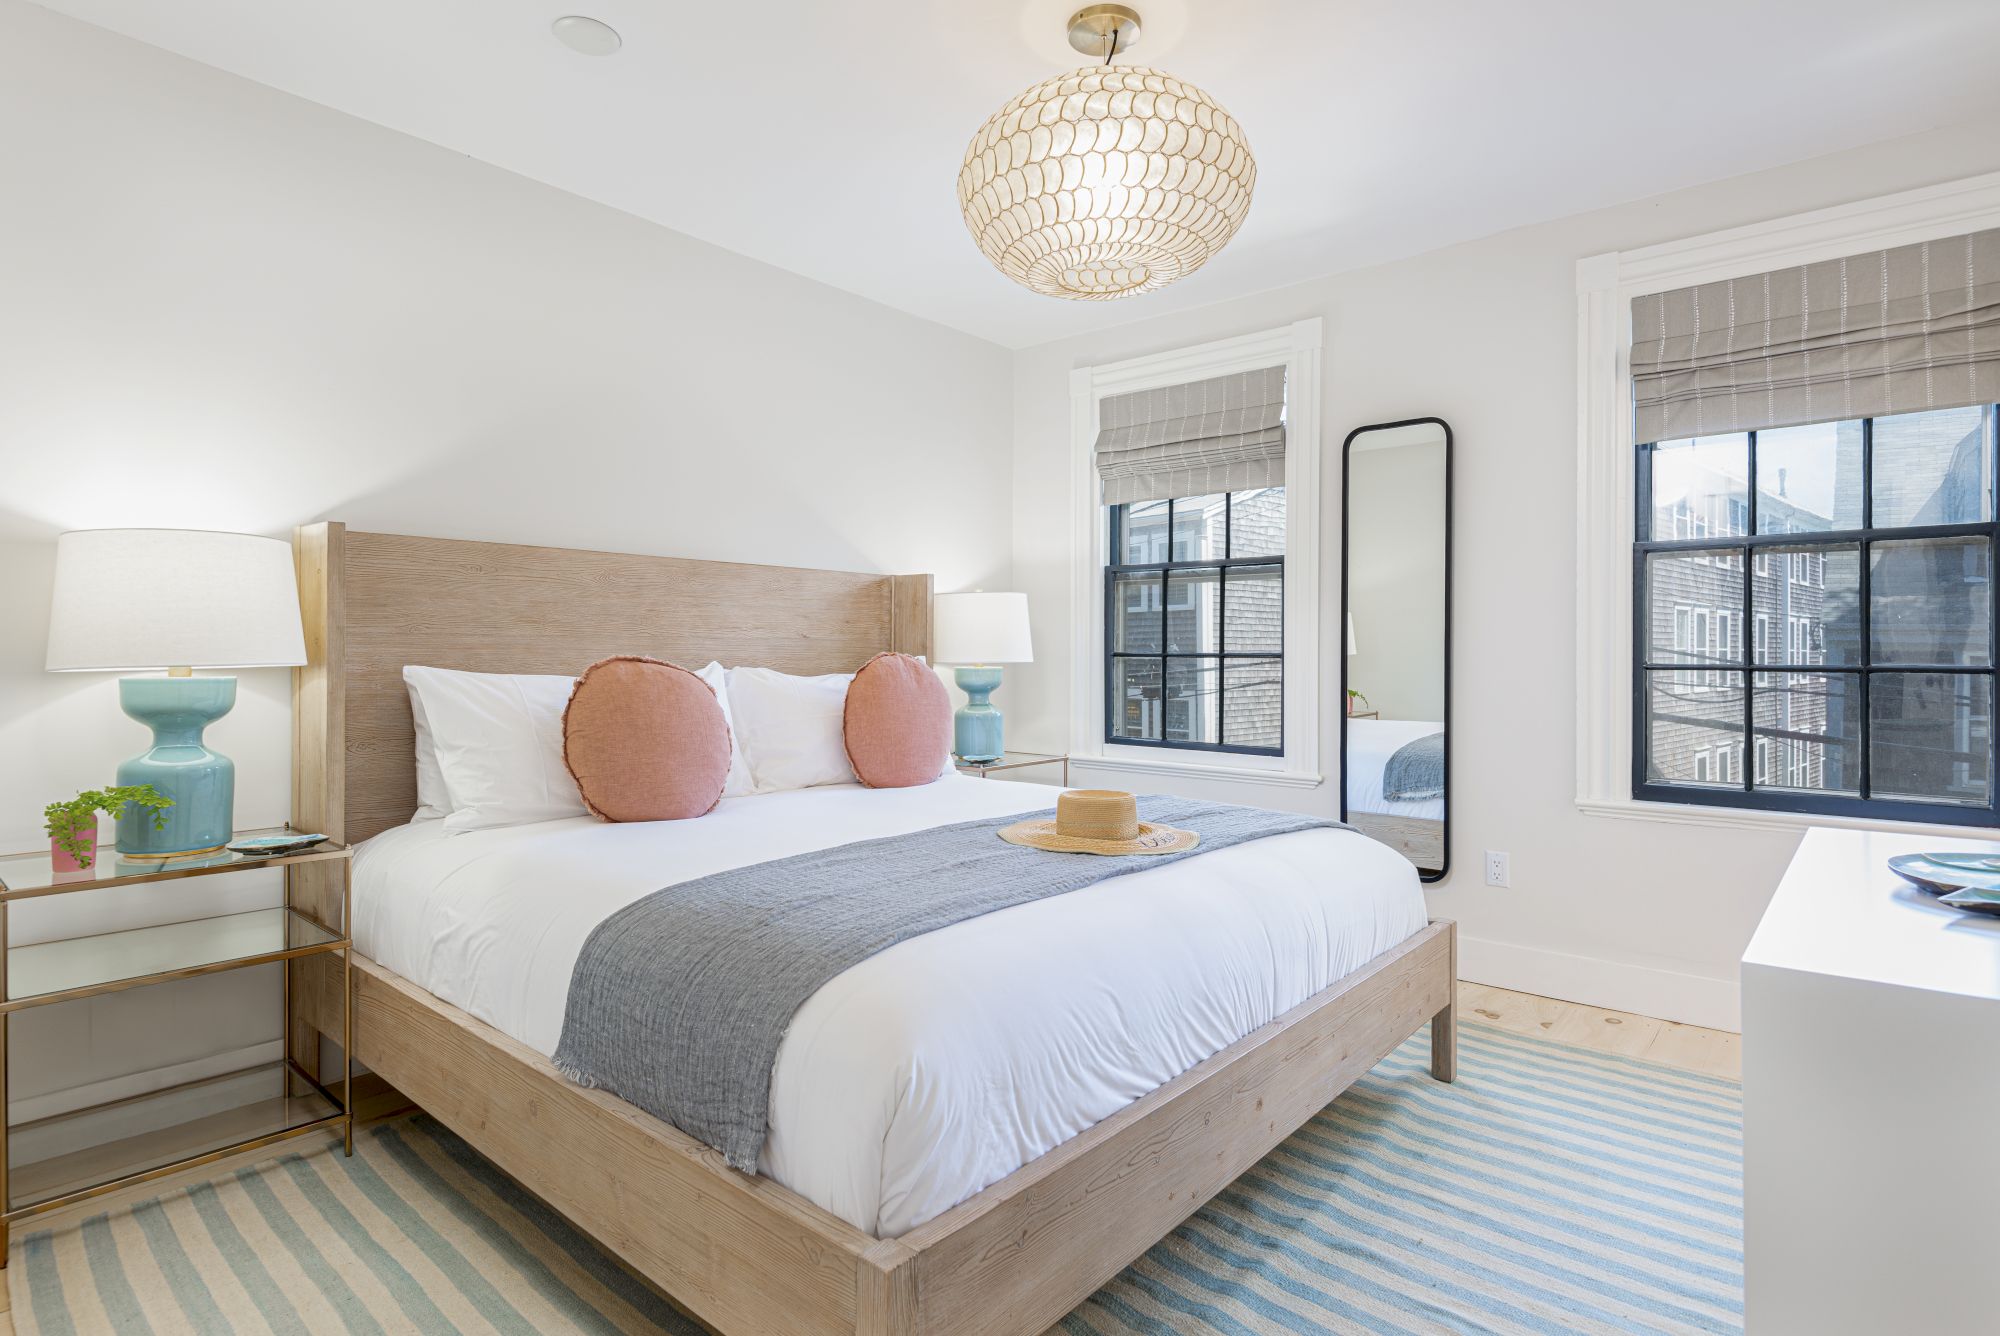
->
[286,522,1456,1336]
[1343,717,1447,870]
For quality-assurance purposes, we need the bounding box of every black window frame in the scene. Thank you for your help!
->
[1105,492,1285,757]
[1632,408,2000,827]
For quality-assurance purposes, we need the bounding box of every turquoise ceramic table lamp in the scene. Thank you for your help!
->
[45,529,308,859]
[933,591,1034,763]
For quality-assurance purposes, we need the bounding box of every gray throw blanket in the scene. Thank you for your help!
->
[1384,732,1445,801]
[552,796,1343,1172]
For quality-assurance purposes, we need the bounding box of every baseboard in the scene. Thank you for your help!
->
[1458,935,1741,1032]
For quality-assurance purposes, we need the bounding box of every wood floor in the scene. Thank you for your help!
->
[0,988,1737,1334]
[1459,982,1741,1080]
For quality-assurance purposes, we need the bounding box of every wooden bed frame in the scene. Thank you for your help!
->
[287,521,1456,1336]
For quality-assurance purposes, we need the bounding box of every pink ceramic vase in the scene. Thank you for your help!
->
[50,821,97,873]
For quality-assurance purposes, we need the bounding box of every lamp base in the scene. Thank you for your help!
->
[115,676,237,858]
[117,843,229,863]
[952,665,1006,764]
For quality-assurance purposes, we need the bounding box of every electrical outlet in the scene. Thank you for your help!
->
[1484,850,1511,887]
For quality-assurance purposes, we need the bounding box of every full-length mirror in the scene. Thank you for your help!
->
[1342,418,1451,880]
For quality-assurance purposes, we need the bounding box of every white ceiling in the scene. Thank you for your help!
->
[32,0,2000,348]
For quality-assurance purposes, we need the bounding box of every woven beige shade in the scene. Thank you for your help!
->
[1631,226,2000,441]
[1095,366,1285,505]
[958,65,1256,302]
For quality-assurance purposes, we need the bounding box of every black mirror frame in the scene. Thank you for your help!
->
[1339,417,1452,883]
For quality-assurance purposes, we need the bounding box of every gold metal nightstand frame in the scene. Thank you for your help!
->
[0,831,353,1263]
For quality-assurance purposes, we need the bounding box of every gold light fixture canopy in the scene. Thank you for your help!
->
[958,5,1256,302]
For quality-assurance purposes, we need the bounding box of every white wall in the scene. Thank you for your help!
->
[1346,437,1446,723]
[1009,117,2000,1030]
[0,4,1012,1119]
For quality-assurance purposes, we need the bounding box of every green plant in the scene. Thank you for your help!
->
[1347,687,1371,714]
[43,785,173,869]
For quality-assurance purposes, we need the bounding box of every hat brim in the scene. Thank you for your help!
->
[996,820,1200,856]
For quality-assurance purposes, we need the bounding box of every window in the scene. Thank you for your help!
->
[1107,490,1285,754]
[1636,406,1999,822]
[1074,320,1321,783]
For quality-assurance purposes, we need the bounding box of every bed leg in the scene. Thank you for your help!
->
[1430,992,1457,1083]
[1430,919,1457,1083]
[856,1239,918,1336]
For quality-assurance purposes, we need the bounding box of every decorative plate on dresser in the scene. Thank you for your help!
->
[1886,851,2000,902]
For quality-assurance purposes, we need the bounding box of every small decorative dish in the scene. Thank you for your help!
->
[226,833,328,857]
[1887,852,2000,896]
[1938,885,2000,917]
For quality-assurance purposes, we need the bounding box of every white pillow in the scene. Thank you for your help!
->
[407,681,453,821]
[726,667,857,793]
[696,661,756,799]
[927,659,959,775]
[403,666,587,834]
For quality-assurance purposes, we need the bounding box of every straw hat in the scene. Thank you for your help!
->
[998,790,1199,856]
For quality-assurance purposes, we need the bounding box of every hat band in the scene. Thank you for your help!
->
[1057,814,1140,840]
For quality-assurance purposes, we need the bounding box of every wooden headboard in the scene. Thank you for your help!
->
[288,522,932,848]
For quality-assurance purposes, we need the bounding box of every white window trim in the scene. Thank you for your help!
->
[1576,168,2000,835]
[1069,318,1324,788]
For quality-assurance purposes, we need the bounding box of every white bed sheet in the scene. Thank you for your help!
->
[353,776,1427,1238]
[1345,718,1446,820]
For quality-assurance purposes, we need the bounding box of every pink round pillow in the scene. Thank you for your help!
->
[563,656,731,821]
[843,652,951,788]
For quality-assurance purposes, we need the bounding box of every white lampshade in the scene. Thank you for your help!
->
[933,591,1034,665]
[46,528,308,672]
[1346,613,1358,656]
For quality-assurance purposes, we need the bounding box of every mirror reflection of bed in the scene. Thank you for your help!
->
[1346,718,1444,868]
[1342,419,1450,878]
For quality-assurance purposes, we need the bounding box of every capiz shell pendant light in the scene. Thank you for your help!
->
[958,4,1255,301]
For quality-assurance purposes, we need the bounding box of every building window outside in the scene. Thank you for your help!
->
[1106,489,1285,755]
[1635,406,1999,823]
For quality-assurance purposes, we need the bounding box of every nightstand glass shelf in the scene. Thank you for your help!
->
[9,1060,340,1212]
[0,827,348,901]
[6,906,343,1009]
[0,826,352,1250]
[954,751,1069,784]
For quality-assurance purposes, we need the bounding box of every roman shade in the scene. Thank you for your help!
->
[1631,226,2000,442]
[1095,366,1287,505]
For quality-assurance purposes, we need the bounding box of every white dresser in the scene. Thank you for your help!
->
[1743,827,2000,1335]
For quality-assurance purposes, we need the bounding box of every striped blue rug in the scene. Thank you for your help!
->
[10,1023,1741,1334]
[1060,1024,1742,1335]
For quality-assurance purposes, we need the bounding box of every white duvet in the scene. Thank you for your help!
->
[353,776,1426,1238]
[1345,718,1446,820]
